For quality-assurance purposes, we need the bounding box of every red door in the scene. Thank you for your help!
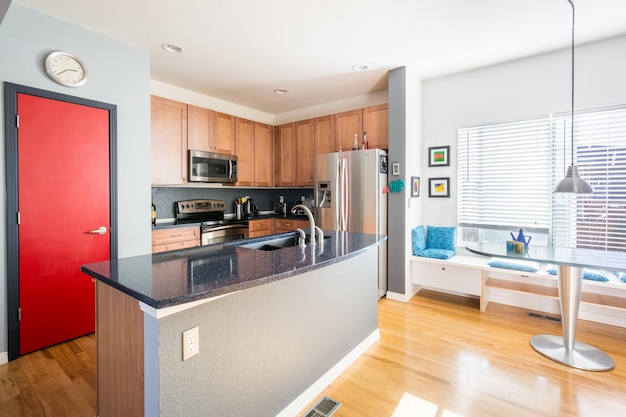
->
[17,93,110,355]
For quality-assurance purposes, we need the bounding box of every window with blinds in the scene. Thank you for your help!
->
[458,104,626,252]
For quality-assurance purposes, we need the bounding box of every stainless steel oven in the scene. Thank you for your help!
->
[176,199,249,246]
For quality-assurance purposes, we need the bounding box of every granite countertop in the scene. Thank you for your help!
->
[82,230,386,309]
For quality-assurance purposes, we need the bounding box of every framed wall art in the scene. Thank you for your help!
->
[428,145,450,167]
[410,176,420,197]
[428,177,450,198]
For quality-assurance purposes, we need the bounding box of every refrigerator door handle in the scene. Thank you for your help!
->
[341,158,348,231]
[335,158,341,230]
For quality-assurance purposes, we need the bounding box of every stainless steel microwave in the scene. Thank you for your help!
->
[188,150,237,183]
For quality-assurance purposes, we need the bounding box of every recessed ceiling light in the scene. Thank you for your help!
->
[274,89,288,94]
[352,64,369,72]
[161,43,183,53]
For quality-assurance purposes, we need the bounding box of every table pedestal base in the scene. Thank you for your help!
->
[530,335,614,371]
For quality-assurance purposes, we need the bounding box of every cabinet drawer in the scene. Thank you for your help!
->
[411,262,481,296]
[249,219,273,231]
[275,218,309,231]
[151,226,199,246]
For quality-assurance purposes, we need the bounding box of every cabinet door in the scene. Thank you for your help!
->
[211,111,236,154]
[314,115,335,156]
[235,117,255,186]
[296,119,315,187]
[254,123,274,187]
[334,109,362,152]
[363,104,388,150]
[151,96,188,184]
[187,105,211,152]
[276,123,297,187]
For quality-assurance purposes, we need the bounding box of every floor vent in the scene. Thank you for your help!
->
[527,312,562,322]
[302,395,342,417]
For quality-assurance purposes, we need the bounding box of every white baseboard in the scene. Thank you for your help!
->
[386,286,420,303]
[0,351,8,365]
[276,329,380,417]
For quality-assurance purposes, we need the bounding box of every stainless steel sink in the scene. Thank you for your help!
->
[238,236,298,251]
[238,235,331,251]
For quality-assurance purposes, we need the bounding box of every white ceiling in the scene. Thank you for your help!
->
[13,0,626,115]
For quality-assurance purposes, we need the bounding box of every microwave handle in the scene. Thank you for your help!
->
[229,160,233,179]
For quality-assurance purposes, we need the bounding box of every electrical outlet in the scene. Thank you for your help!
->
[182,326,199,361]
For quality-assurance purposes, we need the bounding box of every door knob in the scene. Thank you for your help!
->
[88,226,107,235]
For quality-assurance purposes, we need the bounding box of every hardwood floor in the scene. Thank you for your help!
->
[311,291,626,417]
[2,291,625,417]
[0,333,95,417]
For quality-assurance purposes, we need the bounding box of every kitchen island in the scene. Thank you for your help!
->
[81,230,385,417]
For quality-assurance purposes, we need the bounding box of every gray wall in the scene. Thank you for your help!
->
[152,251,378,416]
[0,5,151,355]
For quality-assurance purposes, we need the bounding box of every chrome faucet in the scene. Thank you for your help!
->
[292,204,316,246]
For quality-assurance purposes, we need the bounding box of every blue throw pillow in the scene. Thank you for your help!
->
[487,258,539,273]
[583,269,609,282]
[618,272,626,283]
[417,248,455,260]
[426,226,456,251]
[411,226,427,255]
[546,264,557,275]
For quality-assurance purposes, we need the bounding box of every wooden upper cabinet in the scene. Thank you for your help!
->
[235,117,255,186]
[187,105,211,152]
[151,96,188,184]
[314,115,335,156]
[334,109,363,152]
[254,123,274,187]
[187,106,235,155]
[210,111,236,155]
[363,104,388,150]
[276,123,297,187]
[297,119,315,186]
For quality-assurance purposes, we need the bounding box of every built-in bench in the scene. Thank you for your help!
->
[410,251,626,328]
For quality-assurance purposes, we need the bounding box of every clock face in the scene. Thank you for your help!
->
[45,52,88,87]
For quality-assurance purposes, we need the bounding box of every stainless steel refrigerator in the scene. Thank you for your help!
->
[314,149,388,297]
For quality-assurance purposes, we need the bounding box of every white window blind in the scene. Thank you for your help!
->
[458,116,552,232]
[458,104,626,251]
[551,106,626,251]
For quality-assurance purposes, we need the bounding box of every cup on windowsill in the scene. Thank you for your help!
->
[514,242,525,253]
[506,240,514,251]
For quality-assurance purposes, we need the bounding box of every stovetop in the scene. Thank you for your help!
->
[175,199,250,227]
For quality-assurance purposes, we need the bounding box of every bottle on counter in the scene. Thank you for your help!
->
[151,203,157,226]
[362,131,368,150]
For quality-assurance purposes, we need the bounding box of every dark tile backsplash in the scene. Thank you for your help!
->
[152,187,313,220]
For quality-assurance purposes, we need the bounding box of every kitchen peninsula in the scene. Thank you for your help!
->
[81,231,385,417]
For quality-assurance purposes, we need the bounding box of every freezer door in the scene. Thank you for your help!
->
[314,152,340,231]
[345,150,386,235]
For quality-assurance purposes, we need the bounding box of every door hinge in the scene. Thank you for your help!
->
[17,211,21,225]
[16,114,19,128]
[18,308,21,321]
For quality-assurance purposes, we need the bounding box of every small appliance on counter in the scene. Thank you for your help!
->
[234,196,257,220]
[274,195,288,217]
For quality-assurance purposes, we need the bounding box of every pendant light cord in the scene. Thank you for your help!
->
[568,0,575,166]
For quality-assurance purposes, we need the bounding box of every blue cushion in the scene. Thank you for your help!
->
[487,258,539,273]
[583,269,609,282]
[416,248,455,260]
[426,226,456,251]
[411,226,427,255]
[545,265,609,282]
[618,272,626,283]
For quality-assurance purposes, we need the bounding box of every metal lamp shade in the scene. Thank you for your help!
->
[553,165,593,193]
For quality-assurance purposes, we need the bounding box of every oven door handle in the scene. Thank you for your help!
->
[203,224,248,232]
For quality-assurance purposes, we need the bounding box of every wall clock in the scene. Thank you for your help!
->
[44,51,88,87]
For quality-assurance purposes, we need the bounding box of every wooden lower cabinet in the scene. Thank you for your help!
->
[248,218,274,238]
[97,281,144,416]
[275,218,310,233]
[151,226,200,253]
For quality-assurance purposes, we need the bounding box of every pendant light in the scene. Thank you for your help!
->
[553,0,593,194]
